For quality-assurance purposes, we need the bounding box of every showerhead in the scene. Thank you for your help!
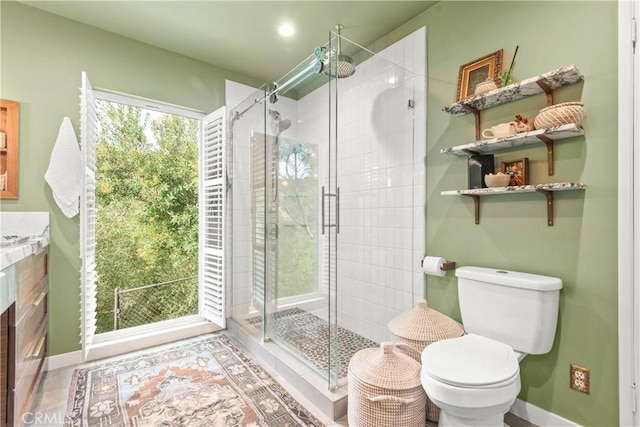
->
[321,24,356,79]
[278,119,292,132]
[323,55,356,79]
[269,109,281,121]
[269,109,291,135]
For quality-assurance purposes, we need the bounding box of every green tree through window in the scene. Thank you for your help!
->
[95,100,199,332]
[276,139,318,298]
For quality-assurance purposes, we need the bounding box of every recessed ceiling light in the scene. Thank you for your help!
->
[278,23,295,37]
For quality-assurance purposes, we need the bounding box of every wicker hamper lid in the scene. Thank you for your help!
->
[348,342,422,389]
[388,299,464,341]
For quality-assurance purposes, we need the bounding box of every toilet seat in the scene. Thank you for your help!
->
[422,334,519,388]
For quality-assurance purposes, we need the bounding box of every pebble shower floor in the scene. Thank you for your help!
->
[246,307,377,379]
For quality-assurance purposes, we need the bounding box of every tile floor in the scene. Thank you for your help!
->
[27,334,536,427]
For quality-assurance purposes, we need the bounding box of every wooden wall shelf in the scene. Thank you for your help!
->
[0,99,19,199]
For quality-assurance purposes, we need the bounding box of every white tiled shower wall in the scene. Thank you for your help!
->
[226,27,425,344]
[327,28,425,344]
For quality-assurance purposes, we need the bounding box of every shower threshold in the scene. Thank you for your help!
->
[245,308,377,379]
[228,309,377,421]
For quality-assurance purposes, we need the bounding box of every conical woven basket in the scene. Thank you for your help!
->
[348,342,426,427]
[388,299,464,422]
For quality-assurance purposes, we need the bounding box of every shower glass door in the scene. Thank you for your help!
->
[229,27,424,391]
[327,30,421,389]
[262,55,327,367]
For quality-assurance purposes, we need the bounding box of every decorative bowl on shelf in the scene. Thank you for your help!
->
[474,78,499,96]
[534,102,585,129]
[484,173,511,188]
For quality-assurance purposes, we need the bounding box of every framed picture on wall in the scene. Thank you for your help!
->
[456,50,503,101]
[0,99,19,199]
[500,158,529,186]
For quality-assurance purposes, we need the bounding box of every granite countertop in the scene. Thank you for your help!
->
[0,211,51,271]
[0,235,51,270]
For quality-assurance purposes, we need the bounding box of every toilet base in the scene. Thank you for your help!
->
[438,409,506,427]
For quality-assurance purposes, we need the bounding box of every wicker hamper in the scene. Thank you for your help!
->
[388,299,464,422]
[348,342,426,427]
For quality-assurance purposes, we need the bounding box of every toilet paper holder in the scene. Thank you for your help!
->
[421,259,456,271]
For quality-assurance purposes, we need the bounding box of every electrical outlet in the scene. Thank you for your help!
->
[570,364,590,394]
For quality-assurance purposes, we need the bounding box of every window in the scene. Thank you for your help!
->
[80,72,226,359]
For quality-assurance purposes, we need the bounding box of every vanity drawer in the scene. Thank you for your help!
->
[13,329,46,424]
[15,249,48,321]
[15,318,48,402]
[15,291,47,375]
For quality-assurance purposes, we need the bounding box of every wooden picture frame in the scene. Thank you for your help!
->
[456,50,503,101]
[0,99,19,199]
[501,158,529,186]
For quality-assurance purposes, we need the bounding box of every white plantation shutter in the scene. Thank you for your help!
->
[200,107,226,327]
[80,71,98,359]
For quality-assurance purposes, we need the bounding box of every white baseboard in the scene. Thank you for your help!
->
[88,320,220,361]
[511,398,581,426]
[45,320,220,371]
[47,350,83,371]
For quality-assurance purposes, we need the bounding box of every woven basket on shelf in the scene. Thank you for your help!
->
[533,101,585,129]
[388,299,464,422]
[348,342,426,427]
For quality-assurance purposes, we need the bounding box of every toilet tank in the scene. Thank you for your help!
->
[456,267,562,355]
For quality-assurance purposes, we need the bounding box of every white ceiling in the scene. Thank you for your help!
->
[21,1,437,83]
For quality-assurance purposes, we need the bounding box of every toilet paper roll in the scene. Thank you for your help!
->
[422,256,447,277]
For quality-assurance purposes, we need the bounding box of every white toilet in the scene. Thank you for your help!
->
[420,266,562,427]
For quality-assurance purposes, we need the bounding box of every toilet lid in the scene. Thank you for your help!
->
[422,334,519,387]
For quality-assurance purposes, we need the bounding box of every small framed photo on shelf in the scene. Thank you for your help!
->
[456,50,503,101]
[501,158,529,186]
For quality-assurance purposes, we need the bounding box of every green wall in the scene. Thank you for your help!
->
[0,2,260,356]
[372,1,617,426]
[1,1,619,425]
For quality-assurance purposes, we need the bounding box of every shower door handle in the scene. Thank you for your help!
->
[322,186,326,235]
[335,187,340,234]
[321,186,340,235]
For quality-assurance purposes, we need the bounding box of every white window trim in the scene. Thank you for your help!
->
[81,79,227,361]
[618,1,639,425]
[94,89,205,120]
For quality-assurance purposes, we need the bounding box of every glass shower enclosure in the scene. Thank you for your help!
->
[228,28,425,390]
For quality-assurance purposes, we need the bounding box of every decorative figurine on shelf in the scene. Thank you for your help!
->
[514,114,532,133]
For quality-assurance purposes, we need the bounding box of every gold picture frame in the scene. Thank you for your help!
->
[501,158,529,186]
[456,50,503,101]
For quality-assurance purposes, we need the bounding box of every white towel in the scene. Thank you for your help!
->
[45,117,82,218]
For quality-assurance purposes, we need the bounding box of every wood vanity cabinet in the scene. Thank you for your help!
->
[4,247,49,426]
[1,304,15,427]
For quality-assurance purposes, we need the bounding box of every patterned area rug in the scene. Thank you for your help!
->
[246,308,377,379]
[65,333,322,426]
